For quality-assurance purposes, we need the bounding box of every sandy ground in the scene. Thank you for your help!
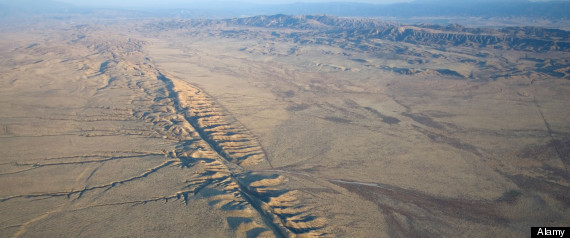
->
[0,20,568,237]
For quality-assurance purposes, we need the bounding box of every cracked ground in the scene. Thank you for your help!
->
[1,17,569,238]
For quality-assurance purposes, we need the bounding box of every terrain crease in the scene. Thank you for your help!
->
[149,71,326,237]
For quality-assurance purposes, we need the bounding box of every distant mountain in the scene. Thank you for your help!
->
[254,1,570,19]
[146,14,570,53]
[127,1,570,20]
[1,0,568,22]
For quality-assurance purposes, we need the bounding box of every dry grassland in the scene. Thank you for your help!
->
[0,18,568,237]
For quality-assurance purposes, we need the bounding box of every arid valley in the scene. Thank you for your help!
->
[0,2,569,237]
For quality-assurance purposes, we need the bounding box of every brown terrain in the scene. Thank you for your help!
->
[0,15,569,237]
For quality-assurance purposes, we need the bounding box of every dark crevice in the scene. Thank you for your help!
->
[534,98,569,172]
[0,160,175,202]
[155,73,322,236]
[156,73,241,167]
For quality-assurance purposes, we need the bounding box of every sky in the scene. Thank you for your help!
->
[54,0,415,7]
[52,0,563,8]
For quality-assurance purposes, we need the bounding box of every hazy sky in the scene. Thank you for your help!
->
[50,0,565,9]
[55,0,415,7]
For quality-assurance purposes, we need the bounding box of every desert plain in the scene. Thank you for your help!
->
[0,14,569,238]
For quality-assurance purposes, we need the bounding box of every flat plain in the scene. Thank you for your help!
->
[0,15,569,237]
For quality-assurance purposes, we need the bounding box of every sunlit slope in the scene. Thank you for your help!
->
[0,26,327,238]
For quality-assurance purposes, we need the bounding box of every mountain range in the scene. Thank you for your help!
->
[1,0,569,20]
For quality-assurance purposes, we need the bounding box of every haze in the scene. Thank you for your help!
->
[54,0,413,7]
[52,0,564,8]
